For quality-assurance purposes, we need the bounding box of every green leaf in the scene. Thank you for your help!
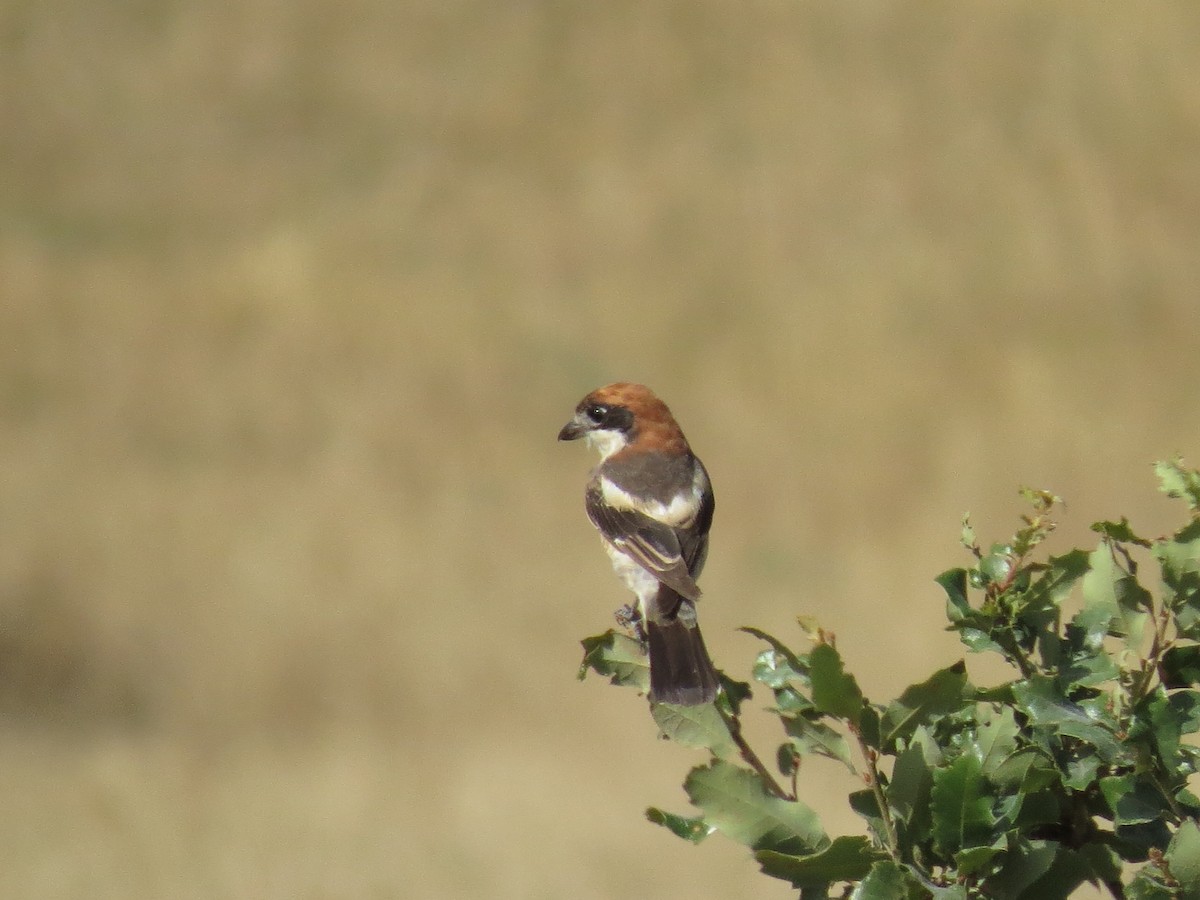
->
[1091,517,1153,548]
[986,840,1061,898]
[880,661,968,749]
[740,627,809,680]
[756,836,882,890]
[931,753,995,855]
[784,716,854,770]
[955,838,1004,877]
[652,701,737,759]
[1166,818,1200,893]
[1012,846,1097,899]
[888,742,933,827]
[972,705,1019,775]
[1099,774,1168,828]
[850,861,927,900]
[1062,754,1101,792]
[1157,519,1200,637]
[1145,690,1188,774]
[644,807,713,843]
[1082,542,1150,651]
[716,672,753,715]
[1156,457,1200,513]
[685,760,827,855]
[809,643,865,726]
[1125,870,1181,900]
[937,568,971,622]
[1019,549,1090,625]
[1011,676,1126,762]
[1161,644,1200,688]
[578,630,649,690]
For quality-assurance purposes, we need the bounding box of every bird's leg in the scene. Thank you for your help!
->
[614,603,647,645]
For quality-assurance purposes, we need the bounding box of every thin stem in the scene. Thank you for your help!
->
[716,702,793,801]
[852,725,900,860]
[1130,604,1172,707]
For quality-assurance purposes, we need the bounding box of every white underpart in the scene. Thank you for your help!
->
[603,540,660,609]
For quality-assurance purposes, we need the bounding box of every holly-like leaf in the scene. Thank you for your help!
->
[809,643,865,726]
[1099,774,1168,828]
[1091,517,1153,547]
[684,760,827,856]
[1157,520,1200,637]
[784,716,854,770]
[578,630,649,690]
[937,568,971,622]
[755,836,883,890]
[850,860,928,899]
[1156,457,1200,513]
[644,807,713,843]
[881,661,968,749]
[741,627,809,679]
[1011,676,1126,762]
[972,705,1019,775]
[931,753,996,856]
[1161,645,1200,689]
[652,701,737,759]
[889,742,934,828]
[1082,542,1150,651]
[1018,549,1090,626]
[1166,818,1200,894]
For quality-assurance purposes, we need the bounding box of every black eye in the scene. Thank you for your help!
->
[584,404,608,423]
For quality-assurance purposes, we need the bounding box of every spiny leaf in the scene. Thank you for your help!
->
[881,661,968,749]
[652,701,737,759]
[644,807,713,843]
[1161,644,1200,689]
[1082,542,1151,651]
[972,705,1020,775]
[755,836,882,890]
[1156,457,1200,514]
[1099,774,1168,827]
[684,760,828,856]
[1156,519,1200,637]
[1018,549,1090,625]
[784,716,854,770]
[850,860,927,899]
[578,630,649,690]
[1011,676,1126,762]
[1166,818,1200,893]
[888,742,934,827]
[937,568,971,622]
[1091,517,1152,548]
[931,753,995,855]
[809,643,866,726]
[740,626,809,677]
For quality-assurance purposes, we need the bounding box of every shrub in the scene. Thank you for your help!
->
[579,459,1200,899]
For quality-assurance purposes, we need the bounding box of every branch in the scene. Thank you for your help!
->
[715,702,793,801]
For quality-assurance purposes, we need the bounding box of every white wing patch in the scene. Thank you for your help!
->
[598,468,705,527]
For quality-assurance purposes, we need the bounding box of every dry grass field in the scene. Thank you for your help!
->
[2,3,1199,897]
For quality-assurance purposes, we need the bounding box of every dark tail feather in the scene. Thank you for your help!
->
[646,616,719,706]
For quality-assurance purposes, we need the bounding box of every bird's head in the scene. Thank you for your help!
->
[558,383,685,461]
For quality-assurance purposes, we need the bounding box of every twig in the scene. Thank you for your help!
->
[716,702,793,800]
[851,725,900,860]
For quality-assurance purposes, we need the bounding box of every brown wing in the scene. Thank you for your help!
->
[585,481,704,602]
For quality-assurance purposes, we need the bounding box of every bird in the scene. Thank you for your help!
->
[558,382,719,706]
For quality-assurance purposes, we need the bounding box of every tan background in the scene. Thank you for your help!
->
[3,3,1199,897]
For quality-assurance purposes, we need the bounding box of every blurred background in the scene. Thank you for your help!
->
[2,2,1199,897]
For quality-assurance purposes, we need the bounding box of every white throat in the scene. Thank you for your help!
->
[585,428,627,462]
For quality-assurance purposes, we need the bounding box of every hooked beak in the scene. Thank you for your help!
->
[558,416,587,441]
